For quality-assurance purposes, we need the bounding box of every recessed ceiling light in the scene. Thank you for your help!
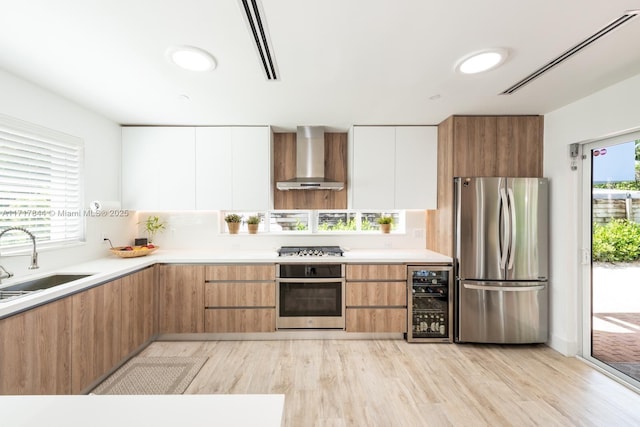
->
[456,49,508,74]
[166,45,217,72]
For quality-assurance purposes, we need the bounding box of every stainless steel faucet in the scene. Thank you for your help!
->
[0,226,39,282]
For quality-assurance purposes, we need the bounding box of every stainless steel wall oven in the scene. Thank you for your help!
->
[276,263,345,329]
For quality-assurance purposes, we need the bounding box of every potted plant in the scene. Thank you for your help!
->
[142,215,165,243]
[377,216,393,234]
[246,215,261,234]
[224,213,242,234]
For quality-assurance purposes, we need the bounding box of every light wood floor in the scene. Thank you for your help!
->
[140,340,640,426]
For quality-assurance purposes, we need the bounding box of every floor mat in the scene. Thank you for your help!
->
[91,356,208,395]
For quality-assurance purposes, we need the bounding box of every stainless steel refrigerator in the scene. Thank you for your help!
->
[454,177,548,343]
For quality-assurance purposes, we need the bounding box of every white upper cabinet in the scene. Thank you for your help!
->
[123,126,271,211]
[195,126,271,211]
[195,127,233,209]
[349,126,437,210]
[230,127,272,211]
[122,127,196,210]
[395,126,437,209]
[350,126,396,209]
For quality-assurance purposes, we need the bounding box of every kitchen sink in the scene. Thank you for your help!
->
[0,274,93,302]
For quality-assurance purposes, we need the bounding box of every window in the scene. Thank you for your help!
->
[317,211,357,231]
[270,211,309,231]
[221,210,404,234]
[0,114,84,249]
[316,211,401,232]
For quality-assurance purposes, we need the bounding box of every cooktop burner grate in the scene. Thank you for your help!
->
[277,246,344,257]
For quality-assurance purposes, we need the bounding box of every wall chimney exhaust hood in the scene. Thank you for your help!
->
[276,126,345,191]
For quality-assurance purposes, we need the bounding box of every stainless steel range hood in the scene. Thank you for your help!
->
[276,126,344,191]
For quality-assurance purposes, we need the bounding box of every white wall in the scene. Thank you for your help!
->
[0,69,133,277]
[544,72,640,355]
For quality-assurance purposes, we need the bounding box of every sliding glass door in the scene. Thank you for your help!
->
[582,132,640,389]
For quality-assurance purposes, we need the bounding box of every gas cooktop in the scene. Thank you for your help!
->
[277,246,344,257]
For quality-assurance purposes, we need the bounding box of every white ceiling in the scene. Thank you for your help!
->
[1,1,640,131]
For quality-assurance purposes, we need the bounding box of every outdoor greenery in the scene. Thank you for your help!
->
[318,218,356,231]
[594,181,640,190]
[316,218,382,231]
[592,219,640,262]
[591,140,640,261]
[362,219,376,231]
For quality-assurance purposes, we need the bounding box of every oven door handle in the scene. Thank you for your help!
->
[277,278,345,283]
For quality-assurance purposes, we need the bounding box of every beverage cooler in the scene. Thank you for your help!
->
[407,265,453,343]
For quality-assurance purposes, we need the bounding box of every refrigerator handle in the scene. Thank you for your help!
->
[463,283,546,292]
[507,187,516,270]
[499,188,510,269]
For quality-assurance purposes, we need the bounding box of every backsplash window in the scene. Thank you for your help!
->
[317,211,357,231]
[221,210,404,234]
[270,212,308,231]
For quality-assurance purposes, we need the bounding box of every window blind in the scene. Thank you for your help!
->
[0,114,84,249]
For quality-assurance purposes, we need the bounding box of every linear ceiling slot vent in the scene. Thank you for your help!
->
[501,10,639,95]
[240,0,279,80]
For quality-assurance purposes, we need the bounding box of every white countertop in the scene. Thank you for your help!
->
[0,394,284,427]
[0,248,451,318]
[156,248,452,264]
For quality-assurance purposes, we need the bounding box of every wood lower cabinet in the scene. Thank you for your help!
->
[72,267,156,393]
[71,279,122,394]
[1,267,156,395]
[346,264,407,281]
[204,282,275,307]
[346,281,407,306]
[345,264,407,333]
[120,266,155,357]
[204,264,275,333]
[346,308,407,333]
[205,308,275,333]
[0,298,72,394]
[205,265,274,282]
[158,264,205,333]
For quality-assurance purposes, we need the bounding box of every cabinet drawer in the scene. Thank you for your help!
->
[205,282,275,307]
[346,264,407,281]
[205,308,275,332]
[346,308,407,333]
[205,265,275,281]
[346,281,407,307]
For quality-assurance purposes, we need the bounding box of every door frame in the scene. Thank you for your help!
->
[580,131,640,391]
